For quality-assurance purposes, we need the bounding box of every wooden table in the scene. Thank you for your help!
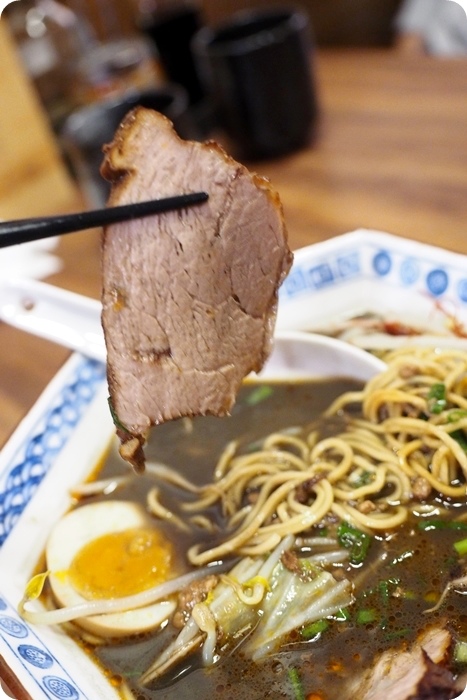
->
[1,47,467,448]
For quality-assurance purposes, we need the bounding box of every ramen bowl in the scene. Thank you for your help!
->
[0,331,384,700]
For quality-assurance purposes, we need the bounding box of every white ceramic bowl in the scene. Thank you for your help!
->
[260,330,385,382]
[276,229,467,351]
[0,331,386,700]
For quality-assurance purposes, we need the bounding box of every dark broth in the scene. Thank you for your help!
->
[70,379,467,699]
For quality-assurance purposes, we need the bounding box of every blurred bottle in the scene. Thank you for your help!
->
[134,0,205,105]
[5,0,97,130]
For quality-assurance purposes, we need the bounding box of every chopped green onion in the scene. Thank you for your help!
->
[334,607,351,622]
[288,667,305,700]
[337,521,371,565]
[454,640,467,664]
[362,578,413,601]
[385,628,411,641]
[299,559,321,581]
[454,537,467,557]
[301,619,329,639]
[444,554,459,570]
[417,519,467,532]
[451,429,467,453]
[427,383,447,414]
[352,470,374,487]
[448,409,467,423]
[427,406,467,442]
[357,608,378,625]
[378,578,401,603]
[245,385,274,406]
[107,396,130,434]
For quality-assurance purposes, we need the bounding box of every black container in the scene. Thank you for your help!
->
[61,85,192,206]
[139,3,205,105]
[192,7,318,161]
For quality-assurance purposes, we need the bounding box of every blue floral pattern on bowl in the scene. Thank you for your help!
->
[282,234,467,305]
[0,357,105,547]
[0,353,110,699]
[277,229,467,336]
[0,593,87,699]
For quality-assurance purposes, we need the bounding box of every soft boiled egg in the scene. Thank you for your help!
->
[45,500,179,637]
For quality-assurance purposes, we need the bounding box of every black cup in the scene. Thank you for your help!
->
[138,4,205,105]
[61,85,194,206]
[192,7,318,161]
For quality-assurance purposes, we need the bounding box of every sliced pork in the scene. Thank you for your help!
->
[100,108,292,469]
[353,627,457,700]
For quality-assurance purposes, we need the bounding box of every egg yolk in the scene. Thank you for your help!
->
[68,527,175,599]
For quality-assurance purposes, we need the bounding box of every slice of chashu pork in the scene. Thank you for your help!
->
[101,108,293,471]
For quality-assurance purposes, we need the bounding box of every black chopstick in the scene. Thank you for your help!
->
[0,192,209,249]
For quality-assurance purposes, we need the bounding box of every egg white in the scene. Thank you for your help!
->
[46,500,176,637]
